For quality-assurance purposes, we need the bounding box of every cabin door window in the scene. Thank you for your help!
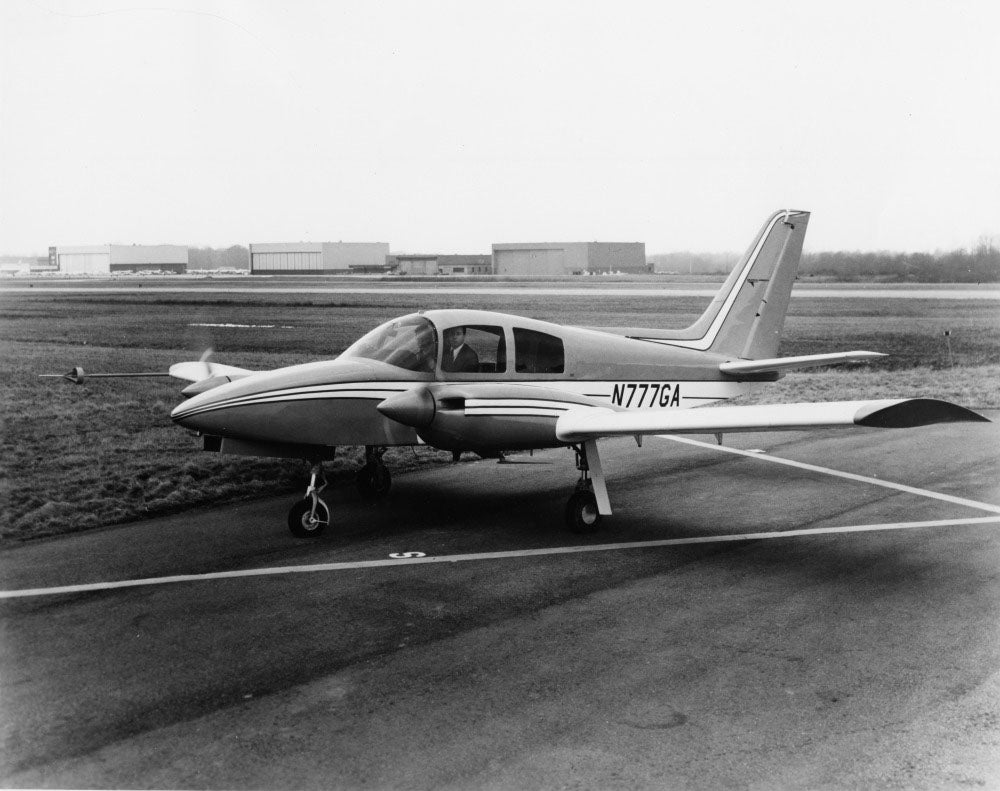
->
[513,328,565,374]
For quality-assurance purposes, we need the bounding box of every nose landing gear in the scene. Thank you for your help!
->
[288,462,330,538]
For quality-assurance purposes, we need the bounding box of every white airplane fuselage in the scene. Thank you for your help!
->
[171,308,766,458]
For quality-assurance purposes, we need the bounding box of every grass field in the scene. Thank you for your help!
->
[2,282,997,543]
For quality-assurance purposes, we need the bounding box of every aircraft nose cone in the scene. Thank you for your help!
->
[170,394,215,431]
[377,387,435,428]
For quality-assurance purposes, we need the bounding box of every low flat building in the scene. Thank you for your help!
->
[391,254,492,276]
[249,242,390,274]
[0,255,50,275]
[52,245,188,274]
[492,242,647,276]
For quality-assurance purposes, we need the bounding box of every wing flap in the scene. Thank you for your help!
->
[555,399,988,442]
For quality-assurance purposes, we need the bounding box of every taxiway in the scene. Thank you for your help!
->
[1,420,998,789]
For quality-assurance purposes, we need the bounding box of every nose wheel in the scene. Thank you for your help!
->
[288,462,330,538]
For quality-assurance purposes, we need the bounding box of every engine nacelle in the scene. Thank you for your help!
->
[378,383,601,452]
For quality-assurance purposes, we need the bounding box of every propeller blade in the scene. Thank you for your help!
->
[199,348,215,380]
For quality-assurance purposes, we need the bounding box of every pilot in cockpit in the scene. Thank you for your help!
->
[442,326,480,373]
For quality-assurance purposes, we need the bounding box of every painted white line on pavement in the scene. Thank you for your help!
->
[2,515,999,600]
[657,435,1000,514]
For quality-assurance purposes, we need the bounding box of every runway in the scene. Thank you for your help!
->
[1,421,998,788]
[4,283,1000,299]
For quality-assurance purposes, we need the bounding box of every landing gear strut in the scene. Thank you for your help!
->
[565,440,611,533]
[288,461,330,538]
[356,445,391,500]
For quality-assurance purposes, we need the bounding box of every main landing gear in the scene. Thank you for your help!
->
[565,441,612,534]
[356,446,391,500]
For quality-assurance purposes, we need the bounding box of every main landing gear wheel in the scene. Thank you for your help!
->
[566,488,601,534]
[564,442,607,533]
[288,498,330,538]
[357,462,391,500]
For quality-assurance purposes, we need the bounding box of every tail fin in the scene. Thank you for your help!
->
[632,209,809,359]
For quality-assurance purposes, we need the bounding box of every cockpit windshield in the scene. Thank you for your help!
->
[339,315,438,372]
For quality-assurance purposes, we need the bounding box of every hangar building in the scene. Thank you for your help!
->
[391,254,492,276]
[491,242,647,276]
[53,245,188,274]
[249,242,390,274]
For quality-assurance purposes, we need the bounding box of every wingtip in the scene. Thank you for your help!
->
[855,398,990,428]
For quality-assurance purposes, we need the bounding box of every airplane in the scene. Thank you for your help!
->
[45,210,988,537]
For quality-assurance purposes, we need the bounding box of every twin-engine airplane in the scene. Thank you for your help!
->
[47,210,987,537]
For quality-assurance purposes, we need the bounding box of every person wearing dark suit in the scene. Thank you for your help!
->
[442,326,480,372]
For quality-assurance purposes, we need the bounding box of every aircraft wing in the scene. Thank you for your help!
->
[168,361,255,382]
[555,399,989,443]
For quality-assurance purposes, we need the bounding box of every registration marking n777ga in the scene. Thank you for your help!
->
[611,383,681,409]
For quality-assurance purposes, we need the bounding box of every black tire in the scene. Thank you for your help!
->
[288,498,330,538]
[565,490,602,533]
[357,463,391,500]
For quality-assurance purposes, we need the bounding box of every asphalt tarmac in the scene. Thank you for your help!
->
[1,420,999,790]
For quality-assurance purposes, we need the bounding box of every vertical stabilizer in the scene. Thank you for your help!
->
[631,209,809,359]
[710,209,809,359]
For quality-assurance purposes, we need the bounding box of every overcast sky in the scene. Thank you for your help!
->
[2,0,998,255]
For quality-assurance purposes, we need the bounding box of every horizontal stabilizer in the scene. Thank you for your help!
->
[555,399,988,442]
[720,351,886,375]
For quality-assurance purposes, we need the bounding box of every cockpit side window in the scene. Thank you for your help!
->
[513,328,565,374]
[441,325,506,374]
[339,315,437,372]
